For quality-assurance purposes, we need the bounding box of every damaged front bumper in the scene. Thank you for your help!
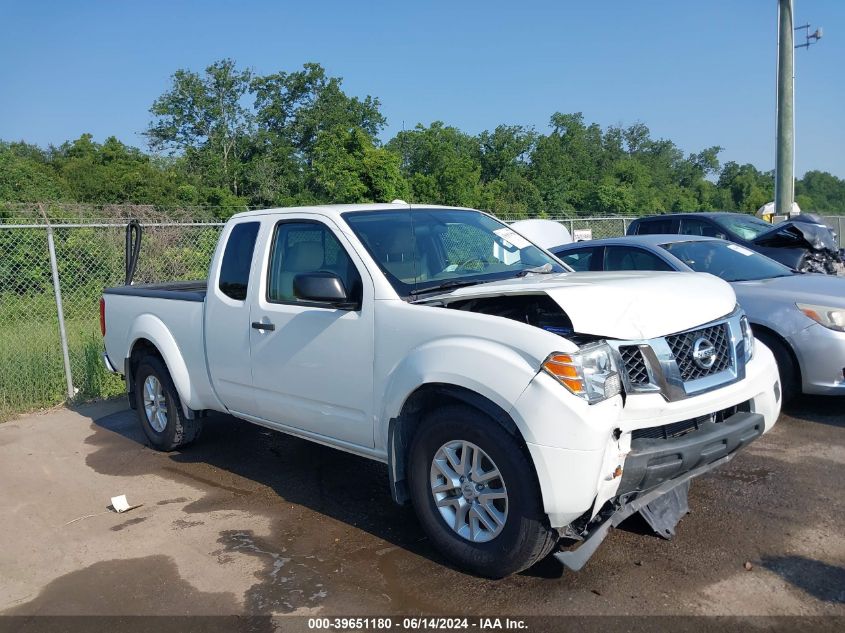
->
[616,411,764,500]
[555,411,765,571]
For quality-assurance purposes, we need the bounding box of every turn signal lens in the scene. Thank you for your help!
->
[542,355,585,394]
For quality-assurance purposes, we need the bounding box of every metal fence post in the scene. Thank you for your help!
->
[45,223,75,400]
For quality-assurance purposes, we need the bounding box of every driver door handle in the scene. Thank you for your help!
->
[251,321,275,331]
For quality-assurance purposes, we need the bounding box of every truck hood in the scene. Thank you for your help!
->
[422,271,737,340]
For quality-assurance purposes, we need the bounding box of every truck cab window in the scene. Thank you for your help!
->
[604,246,674,272]
[680,218,722,238]
[556,248,596,271]
[218,222,260,300]
[267,222,362,304]
[635,218,673,235]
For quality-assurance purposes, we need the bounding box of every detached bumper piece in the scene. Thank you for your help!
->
[555,411,765,572]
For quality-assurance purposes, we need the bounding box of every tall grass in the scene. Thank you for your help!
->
[0,316,124,421]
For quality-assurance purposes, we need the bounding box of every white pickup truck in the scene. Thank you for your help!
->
[101,204,782,578]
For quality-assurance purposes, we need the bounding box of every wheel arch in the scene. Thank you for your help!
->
[387,383,532,505]
[125,319,198,417]
[750,322,802,387]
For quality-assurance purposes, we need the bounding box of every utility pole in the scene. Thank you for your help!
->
[775,1,823,216]
[775,0,794,216]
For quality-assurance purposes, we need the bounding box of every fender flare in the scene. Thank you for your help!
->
[125,313,199,412]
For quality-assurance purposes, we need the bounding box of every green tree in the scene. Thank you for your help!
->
[0,141,66,203]
[717,162,774,212]
[146,59,254,197]
[311,127,408,203]
[53,135,194,205]
[477,125,537,183]
[796,171,845,213]
[388,122,482,207]
[251,63,385,164]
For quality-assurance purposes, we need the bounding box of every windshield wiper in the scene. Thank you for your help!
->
[408,279,484,299]
[515,263,555,277]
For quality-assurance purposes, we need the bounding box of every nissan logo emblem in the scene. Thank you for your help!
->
[691,337,717,370]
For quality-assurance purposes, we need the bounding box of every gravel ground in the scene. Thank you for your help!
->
[0,396,842,623]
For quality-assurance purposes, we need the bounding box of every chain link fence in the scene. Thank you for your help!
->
[0,219,223,420]
[1,208,842,420]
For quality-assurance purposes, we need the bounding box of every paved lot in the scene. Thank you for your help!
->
[0,396,843,618]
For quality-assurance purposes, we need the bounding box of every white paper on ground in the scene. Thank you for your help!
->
[111,494,135,513]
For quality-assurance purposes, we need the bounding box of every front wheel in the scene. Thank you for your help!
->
[408,405,558,578]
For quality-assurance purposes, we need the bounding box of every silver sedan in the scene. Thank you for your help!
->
[552,235,845,399]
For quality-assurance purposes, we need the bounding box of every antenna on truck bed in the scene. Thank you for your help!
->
[125,219,142,285]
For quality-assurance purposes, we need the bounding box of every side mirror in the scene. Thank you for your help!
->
[293,272,356,309]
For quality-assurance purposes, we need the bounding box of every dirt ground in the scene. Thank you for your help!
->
[0,396,842,621]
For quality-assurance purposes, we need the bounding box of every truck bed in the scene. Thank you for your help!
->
[103,280,207,302]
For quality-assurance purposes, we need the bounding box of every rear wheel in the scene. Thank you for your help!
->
[755,331,799,403]
[134,355,202,451]
[408,405,557,578]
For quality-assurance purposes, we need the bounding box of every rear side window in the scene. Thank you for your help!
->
[218,222,260,300]
[556,248,596,271]
[635,218,673,235]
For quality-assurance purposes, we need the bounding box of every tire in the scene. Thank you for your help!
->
[134,355,202,451]
[408,405,558,578]
[755,331,799,403]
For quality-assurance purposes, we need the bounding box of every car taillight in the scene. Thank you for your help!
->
[99,297,106,337]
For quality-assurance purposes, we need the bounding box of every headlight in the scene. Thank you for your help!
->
[740,314,754,362]
[797,303,845,332]
[542,342,622,404]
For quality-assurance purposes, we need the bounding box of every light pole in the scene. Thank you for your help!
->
[775,0,794,216]
[775,0,822,216]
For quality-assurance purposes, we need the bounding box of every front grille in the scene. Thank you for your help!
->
[666,323,732,382]
[632,400,751,441]
[620,345,649,385]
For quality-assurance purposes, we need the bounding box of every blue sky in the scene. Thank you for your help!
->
[1,0,842,177]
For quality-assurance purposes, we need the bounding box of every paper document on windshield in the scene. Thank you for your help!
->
[727,244,754,256]
[494,228,531,250]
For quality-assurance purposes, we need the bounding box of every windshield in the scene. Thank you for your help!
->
[661,240,794,281]
[713,214,774,241]
[343,208,567,297]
